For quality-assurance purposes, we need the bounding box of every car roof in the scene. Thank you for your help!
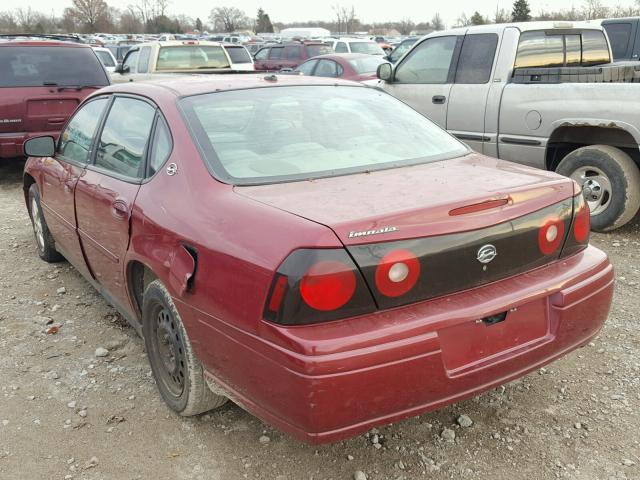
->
[99,74,362,98]
[308,53,379,61]
[437,21,604,36]
[133,40,225,47]
[0,39,89,48]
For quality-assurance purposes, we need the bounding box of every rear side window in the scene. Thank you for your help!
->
[395,36,458,84]
[95,98,156,178]
[296,59,318,75]
[455,34,498,84]
[582,30,610,65]
[148,117,172,176]
[515,30,611,68]
[0,46,109,87]
[156,46,230,70]
[306,44,334,56]
[58,97,109,165]
[226,46,252,64]
[604,23,633,59]
[137,46,151,73]
[314,59,343,78]
[269,47,283,59]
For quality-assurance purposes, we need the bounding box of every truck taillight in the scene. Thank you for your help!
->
[264,249,375,325]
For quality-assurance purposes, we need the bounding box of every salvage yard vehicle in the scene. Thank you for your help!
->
[23,75,613,444]
[111,40,253,83]
[92,46,118,73]
[0,38,109,159]
[374,22,640,231]
[253,41,333,70]
[332,37,386,55]
[293,53,386,81]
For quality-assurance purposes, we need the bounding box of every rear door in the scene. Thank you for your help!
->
[266,46,284,70]
[0,45,109,156]
[281,45,302,69]
[39,96,110,278]
[381,35,462,128]
[446,32,500,153]
[75,95,156,307]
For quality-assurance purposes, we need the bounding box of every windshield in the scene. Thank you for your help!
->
[181,86,468,185]
[94,50,115,67]
[156,46,230,70]
[0,46,109,87]
[348,55,385,73]
[306,44,333,56]
[350,42,385,55]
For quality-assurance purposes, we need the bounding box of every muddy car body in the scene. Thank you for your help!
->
[22,75,613,443]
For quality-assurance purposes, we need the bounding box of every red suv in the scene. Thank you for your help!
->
[0,39,109,159]
[253,42,333,71]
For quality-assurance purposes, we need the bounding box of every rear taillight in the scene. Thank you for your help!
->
[264,249,375,325]
[561,194,590,257]
[538,216,565,255]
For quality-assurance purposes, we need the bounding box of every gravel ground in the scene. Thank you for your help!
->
[0,159,638,480]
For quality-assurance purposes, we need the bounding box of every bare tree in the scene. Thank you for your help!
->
[209,6,248,32]
[67,0,110,32]
[0,10,18,33]
[397,17,414,35]
[332,5,358,34]
[431,13,444,30]
[456,12,472,27]
[495,7,511,23]
[582,0,609,19]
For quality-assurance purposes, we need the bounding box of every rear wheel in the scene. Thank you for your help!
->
[142,279,227,416]
[28,184,64,262]
[556,145,640,232]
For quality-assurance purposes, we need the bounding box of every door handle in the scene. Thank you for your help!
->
[112,200,129,219]
[432,95,446,104]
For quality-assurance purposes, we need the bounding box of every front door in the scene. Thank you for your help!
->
[39,96,110,277]
[381,35,461,128]
[75,96,156,307]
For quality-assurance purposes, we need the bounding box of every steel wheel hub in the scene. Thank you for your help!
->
[31,197,45,250]
[154,307,186,396]
[570,166,612,216]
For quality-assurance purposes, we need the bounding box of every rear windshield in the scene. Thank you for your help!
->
[306,44,334,57]
[156,46,230,70]
[349,42,385,55]
[0,46,109,88]
[225,46,252,64]
[94,50,115,67]
[180,86,468,185]
[348,55,386,73]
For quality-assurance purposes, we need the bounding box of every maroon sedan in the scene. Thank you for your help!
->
[22,75,613,444]
[294,53,386,81]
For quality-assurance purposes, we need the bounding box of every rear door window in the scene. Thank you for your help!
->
[454,33,498,84]
[335,42,348,53]
[306,44,334,56]
[94,97,156,178]
[284,46,302,59]
[395,36,458,84]
[137,46,151,73]
[0,46,109,87]
[314,59,342,78]
[604,23,633,59]
[296,59,318,75]
[58,97,109,165]
[226,46,252,64]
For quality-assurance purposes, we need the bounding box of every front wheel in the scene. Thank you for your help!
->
[556,145,640,232]
[142,279,227,416]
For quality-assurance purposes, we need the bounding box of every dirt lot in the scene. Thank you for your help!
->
[0,159,638,480]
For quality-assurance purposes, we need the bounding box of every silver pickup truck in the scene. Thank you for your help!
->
[375,21,640,231]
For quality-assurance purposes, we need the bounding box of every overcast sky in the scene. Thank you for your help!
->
[20,0,633,27]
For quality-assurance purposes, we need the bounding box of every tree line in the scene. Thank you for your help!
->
[1,0,640,35]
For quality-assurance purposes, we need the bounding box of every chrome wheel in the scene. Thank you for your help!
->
[31,197,45,251]
[570,166,612,216]
[153,306,186,397]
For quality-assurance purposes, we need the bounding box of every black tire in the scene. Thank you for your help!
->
[556,145,640,232]
[142,279,227,416]
[28,184,64,262]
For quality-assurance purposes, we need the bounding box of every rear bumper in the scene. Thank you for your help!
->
[180,246,613,444]
[0,131,58,158]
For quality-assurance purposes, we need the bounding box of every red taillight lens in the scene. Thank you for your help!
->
[538,217,565,255]
[573,196,590,243]
[267,275,288,313]
[300,260,356,311]
[374,249,420,297]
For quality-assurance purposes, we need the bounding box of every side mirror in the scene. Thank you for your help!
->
[24,136,55,157]
[377,62,393,82]
[115,63,130,74]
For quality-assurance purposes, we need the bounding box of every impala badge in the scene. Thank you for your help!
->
[348,226,398,238]
[477,244,497,264]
